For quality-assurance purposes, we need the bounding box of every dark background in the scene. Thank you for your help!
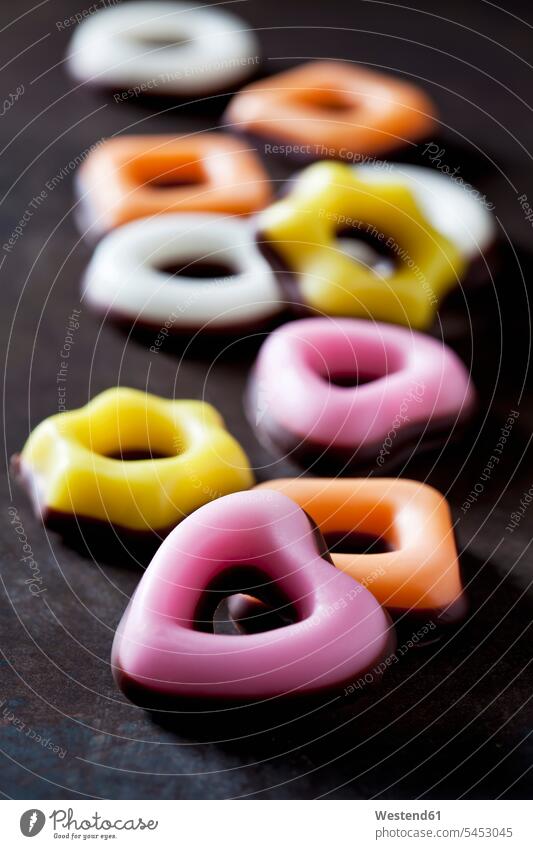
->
[1,0,533,799]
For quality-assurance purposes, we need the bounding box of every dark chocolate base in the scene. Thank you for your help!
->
[112,619,397,713]
[257,233,500,318]
[245,373,477,476]
[83,287,289,354]
[255,239,318,317]
[11,454,178,566]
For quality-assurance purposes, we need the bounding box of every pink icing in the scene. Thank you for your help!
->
[250,317,475,450]
[112,489,393,702]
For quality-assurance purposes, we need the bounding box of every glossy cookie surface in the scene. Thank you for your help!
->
[246,317,476,473]
[112,489,395,705]
[251,478,467,624]
[12,387,253,536]
[257,161,465,329]
[225,60,437,161]
[76,133,271,239]
[83,213,284,335]
[68,1,260,97]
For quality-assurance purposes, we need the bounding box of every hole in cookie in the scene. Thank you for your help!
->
[147,172,202,189]
[195,566,302,635]
[85,417,185,461]
[158,258,238,280]
[133,158,205,190]
[335,224,397,275]
[133,34,192,51]
[297,88,354,113]
[312,334,402,390]
[223,530,393,635]
[213,595,298,635]
[325,370,381,388]
[324,530,393,555]
[105,449,171,461]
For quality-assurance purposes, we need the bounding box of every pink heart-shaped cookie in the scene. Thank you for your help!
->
[112,489,394,705]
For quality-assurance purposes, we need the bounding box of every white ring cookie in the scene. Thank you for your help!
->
[67,1,260,97]
[82,213,283,332]
[355,162,495,263]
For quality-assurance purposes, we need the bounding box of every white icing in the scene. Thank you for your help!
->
[355,162,496,261]
[67,1,260,95]
[83,213,283,330]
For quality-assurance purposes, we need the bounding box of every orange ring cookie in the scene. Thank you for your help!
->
[224,61,437,161]
[76,132,272,239]
[251,478,466,624]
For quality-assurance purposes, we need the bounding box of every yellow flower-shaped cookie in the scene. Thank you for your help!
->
[258,162,465,329]
[13,388,254,534]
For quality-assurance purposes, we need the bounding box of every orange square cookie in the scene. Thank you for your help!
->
[253,477,466,623]
[76,132,272,238]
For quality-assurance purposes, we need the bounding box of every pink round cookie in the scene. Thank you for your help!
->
[246,317,476,472]
[112,489,394,705]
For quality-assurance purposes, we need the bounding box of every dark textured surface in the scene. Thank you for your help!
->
[1,0,533,799]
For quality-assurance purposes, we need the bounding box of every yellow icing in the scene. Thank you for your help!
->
[20,387,254,531]
[259,162,465,328]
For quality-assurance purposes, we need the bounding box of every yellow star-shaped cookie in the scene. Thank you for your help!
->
[258,162,465,328]
[13,388,253,534]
